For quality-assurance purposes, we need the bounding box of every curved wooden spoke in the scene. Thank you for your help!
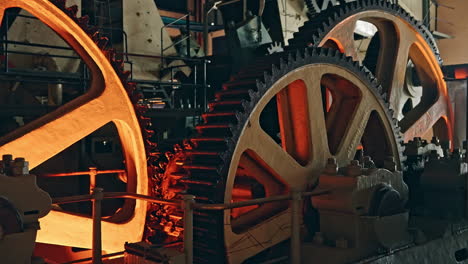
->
[336,100,374,164]
[388,23,415,116]
[242,123,307,188]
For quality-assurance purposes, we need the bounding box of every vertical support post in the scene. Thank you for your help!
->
[194,64,198,108]
[4,12,9,73]
[203,3,209,56]
[465,78,468,163]
[290,189,302,264]
[243,0,247,20]
[203,60,208,111]
[89,167,98,194]
[183,195,195,264]
[92,188,104,264]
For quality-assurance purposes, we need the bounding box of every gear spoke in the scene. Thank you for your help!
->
[242,122,307,188]
[388,25,415,115]
[303,70,331,163]
[336,100,374,164]
[0,98,113,168]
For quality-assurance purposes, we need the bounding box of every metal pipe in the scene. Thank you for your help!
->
[194,64,197,108]
[196,194,291,210]
[0,40,73,50]
[5,13,8,73]
[290,189,302,264]
[89,167,97,194]
[52,194,93,204]
[186,14,191,58]
[92,188,104,264]
[39,169,125,177]
[203,3,209,56]
[103,192,180,207]
[183,195,195,264]
[203,60,208,111]
[465,78,468,162]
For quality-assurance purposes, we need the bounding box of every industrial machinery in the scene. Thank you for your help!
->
[0,0,467,263]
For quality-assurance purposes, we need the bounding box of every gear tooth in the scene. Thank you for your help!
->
[66,5,79,17]
[279,57,286,70]
[263,71,272,84]
[376,85,383,94]
[382,92,388,100]
[287,51,295,62]
[241,99,251,112]
[77,15,90,27]
[295,49,303,60]
[256,79,267,92]
[96,37,109,49]
[271,64,280,76]
[248,89,257,100]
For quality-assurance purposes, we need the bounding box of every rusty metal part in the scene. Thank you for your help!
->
[163,48,405,263]
[287,0,453,143]
[0,0,160,252]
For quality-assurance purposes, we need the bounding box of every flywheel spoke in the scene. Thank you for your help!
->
[0,98,113,168]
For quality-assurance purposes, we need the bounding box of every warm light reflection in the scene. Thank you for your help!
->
[0,0,148,252]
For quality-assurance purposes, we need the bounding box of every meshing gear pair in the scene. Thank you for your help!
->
[0,0,450,263]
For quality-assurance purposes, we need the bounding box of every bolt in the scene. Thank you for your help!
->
[2,154,12,162]
[346,160,362,176]
[431,136,440,146]
[323,157,338,175]
[12,157,29,176]
[362,156,376,169]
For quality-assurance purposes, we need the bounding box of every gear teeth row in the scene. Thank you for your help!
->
[161,46,406,263]
[296,0,441,63]
[49,0,167,244]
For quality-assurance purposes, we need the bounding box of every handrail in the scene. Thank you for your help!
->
[51,188,329,264]
[194,189,330,210]
[160,13,189,60]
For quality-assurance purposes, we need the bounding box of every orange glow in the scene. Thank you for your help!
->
[455,67,468,79]
[0,0,148,252]
[276,79,311,166]
[323,38,345,53]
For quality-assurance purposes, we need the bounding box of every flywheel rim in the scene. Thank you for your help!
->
[0,0,149,251]
[289,0,453,143]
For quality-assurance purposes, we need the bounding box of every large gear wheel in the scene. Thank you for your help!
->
[0,0,158,251]
[164,48,405,263]
[289,0,453,142]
